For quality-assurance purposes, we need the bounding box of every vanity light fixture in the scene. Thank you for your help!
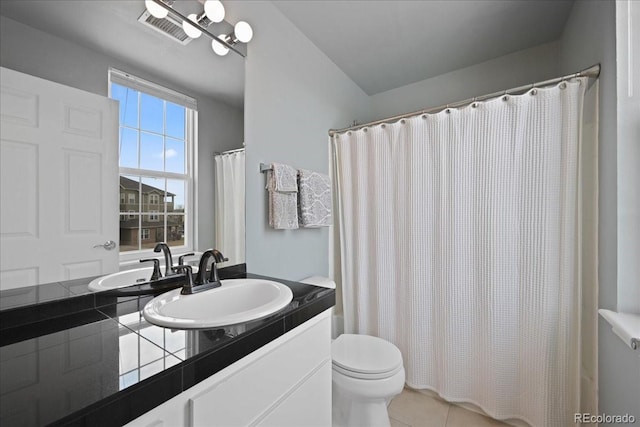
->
[203,0,225,23]
[145,0,173,19]
[145,0,252,58]
[211,21,253,56]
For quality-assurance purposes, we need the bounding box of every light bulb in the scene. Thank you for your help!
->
[145,0,168,19]
[204,0,225,23]
[211,35,229,56]
[234,21,253,43]
[182,14,202,39]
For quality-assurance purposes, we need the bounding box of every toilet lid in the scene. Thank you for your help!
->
[331,334,403,376]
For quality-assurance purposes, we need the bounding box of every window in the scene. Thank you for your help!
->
[110,69,196,257]
[120,193,125,204]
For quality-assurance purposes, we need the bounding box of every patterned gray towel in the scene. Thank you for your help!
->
[297,169,331,227]
[267,163,299,229]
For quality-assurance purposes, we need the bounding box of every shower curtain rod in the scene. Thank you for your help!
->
[328,63,600,137]
[214,147,245,156]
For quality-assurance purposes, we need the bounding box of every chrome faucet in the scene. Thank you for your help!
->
[154,243,174,277]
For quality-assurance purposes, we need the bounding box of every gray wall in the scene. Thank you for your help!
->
[559,1,640,424]
[369,41,560,121]
[229,1,370,280]
[0,16,244,251]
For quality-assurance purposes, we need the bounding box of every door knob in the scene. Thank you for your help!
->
[94,240,117,250]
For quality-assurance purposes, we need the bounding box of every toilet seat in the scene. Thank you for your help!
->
[332,334,403,380]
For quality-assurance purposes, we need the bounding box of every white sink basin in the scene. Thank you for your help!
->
[142,279,294,329]
[88,266,198,292]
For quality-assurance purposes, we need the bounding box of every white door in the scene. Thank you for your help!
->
[0,67,119,290]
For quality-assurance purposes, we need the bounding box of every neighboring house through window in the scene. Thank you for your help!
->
[110,68,196,257]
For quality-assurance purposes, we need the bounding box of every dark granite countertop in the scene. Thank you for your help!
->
[0,265,335,426]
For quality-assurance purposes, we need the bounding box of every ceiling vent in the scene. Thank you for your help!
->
[138,9,192,45]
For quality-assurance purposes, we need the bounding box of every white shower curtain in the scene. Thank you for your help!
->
[332,78,594,426]
[214,150,245,265]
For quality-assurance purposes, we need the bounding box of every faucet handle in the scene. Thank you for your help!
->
[140,258,162,281]
[173,265,195,294]
[178,253,196,266]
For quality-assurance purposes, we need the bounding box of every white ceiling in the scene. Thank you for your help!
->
[0,0,245,109]
[0,1,575,105]
[273,0,575,95]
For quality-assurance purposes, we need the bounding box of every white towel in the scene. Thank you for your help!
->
[297,169,331,227]
[267,163,298,229]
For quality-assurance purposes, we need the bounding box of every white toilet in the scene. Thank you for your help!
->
[331,334,405,427]
[299,276,405,426]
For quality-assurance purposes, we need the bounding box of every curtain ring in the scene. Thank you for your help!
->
[381,124,386,128]
[363,128,368,132]
[400,119,406,124]
[530,88,537,96]
[502,95,509,101]
[445,108,451,114]
[421,114,427,119]
[560,81,567,89]
[471,102,478,108]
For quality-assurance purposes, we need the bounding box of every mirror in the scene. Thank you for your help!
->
[0,0,245,300]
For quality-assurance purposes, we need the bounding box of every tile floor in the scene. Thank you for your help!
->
[388,388,511,427]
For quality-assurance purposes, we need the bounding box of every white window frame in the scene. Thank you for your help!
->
[128,193,135,204]
[149,193,159,205]
[149,211,159,221]
[109,68,197,263]
[141,229,150,240]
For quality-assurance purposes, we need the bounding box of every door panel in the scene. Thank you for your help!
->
[0,67,119,290]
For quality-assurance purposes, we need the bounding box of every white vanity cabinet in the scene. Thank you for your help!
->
[125,310,332,427]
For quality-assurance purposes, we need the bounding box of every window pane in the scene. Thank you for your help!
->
[166,102,185,139]
[167,215,185,248]
[119,175,140,213]
[165,138,185,174]
[140,214,166,249]
[119,214,140,252]
[140,132,164,171]
[140,93,163,133]
[112,83,138,128]
[166,179,186,213]
[119,128,138,168]
[141,176,165,211]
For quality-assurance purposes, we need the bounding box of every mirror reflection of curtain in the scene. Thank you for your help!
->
[214,149,245,265]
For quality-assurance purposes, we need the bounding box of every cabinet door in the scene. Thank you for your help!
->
[256,360,332,427]
[190,316,331,426]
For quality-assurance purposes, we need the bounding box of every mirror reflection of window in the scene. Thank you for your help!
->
[110,69,195,255]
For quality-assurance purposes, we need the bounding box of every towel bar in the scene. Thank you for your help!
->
[260,163,273,173]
